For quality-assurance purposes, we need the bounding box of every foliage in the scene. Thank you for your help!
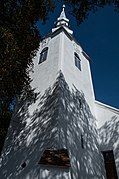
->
[0,0,55,154]
[0,0,55,109]
[64,0,119,24]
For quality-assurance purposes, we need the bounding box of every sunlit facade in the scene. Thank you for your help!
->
[0,5,119,179]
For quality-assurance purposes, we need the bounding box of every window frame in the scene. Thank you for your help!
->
[39,47,48,64]
[74,52,81,71]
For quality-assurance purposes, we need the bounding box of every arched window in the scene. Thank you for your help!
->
[74,52,81,71]
[39,47,48,64]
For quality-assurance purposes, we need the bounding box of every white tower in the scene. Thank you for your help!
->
[0,5,119,179]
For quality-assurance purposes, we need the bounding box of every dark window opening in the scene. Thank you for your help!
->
[102,150,118,179]
[38,148,70,168]
[74,52,81,71]
[39,47,48,64]
[81,134,84,149]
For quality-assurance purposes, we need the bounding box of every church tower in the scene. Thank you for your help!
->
[1,5,118,179]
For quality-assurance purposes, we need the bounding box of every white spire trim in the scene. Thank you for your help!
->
[52,5,73,35]
[57,5,69,22]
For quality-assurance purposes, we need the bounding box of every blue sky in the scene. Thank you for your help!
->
[37,4,119,108]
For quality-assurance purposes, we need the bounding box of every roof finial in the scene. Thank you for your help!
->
[62,4,65,11]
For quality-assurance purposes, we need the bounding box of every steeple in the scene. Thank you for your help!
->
[57,5,69,25]
[52,5,73,35]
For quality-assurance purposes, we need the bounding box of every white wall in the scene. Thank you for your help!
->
[95,100,119,177]
[31,34,60,95]
[0,30,106,179]
[61,31,96,114]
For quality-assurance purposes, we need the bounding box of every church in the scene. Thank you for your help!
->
[0,5,119,179]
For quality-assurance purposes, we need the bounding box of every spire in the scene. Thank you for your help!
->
[52,5,73,35]
[57,5,69,22]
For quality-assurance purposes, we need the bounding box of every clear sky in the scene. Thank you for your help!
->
[37,4,119,109]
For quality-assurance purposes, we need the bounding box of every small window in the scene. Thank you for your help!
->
[74,52,81,70]
[81,134,84,149]
[39,47,48,64]
[38,149,70,168]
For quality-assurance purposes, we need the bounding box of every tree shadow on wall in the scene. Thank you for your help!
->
[0,72,105,179]
[99,116,119,174]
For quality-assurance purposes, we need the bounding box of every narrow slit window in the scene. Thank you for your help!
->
[39,47,48,64]
[74,52,81,71]
[81,134,84,149]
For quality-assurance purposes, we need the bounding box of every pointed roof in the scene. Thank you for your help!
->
[52,5,73,35]
[57,5,69,22]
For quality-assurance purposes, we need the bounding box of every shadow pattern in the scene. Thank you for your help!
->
[0,72,105,179]
[99,115,119,177]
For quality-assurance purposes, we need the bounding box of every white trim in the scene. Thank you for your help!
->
[95,100,119,114]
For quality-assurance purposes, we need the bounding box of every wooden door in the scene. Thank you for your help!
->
[102,150,118,179]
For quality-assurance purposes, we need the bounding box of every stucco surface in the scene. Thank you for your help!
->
[0,73,105,179]
[95,101,119,177]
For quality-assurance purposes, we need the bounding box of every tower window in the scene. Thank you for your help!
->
[74,52,81,71]
[39,47,48,64]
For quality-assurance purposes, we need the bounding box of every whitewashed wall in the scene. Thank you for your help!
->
[0,29,106,179]
[95,100,119,177]
[31,34,61,95]
[60,32,95,114]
